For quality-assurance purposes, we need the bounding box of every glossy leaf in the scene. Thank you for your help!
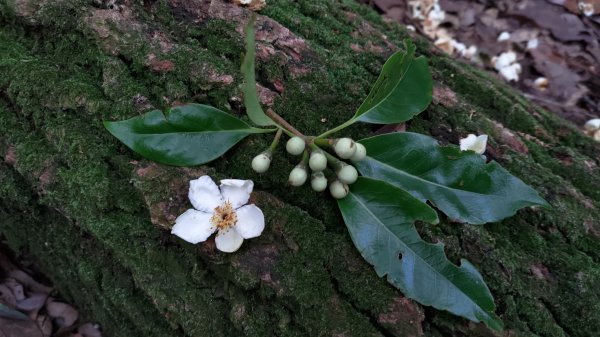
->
[354,40,432,124]
[104,104,273,166]
[356,132,549,224]
[338,177,503,330]
[241,14,276,127]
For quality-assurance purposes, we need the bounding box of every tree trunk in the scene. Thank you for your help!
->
[1,1,599,336]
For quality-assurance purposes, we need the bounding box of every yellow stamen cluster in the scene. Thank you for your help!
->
[211,201,237,230]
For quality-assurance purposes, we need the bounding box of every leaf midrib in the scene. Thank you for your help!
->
[349,192,490,317]
[129,128,260,136]
[367,155,506,198]
[358,54,413,118]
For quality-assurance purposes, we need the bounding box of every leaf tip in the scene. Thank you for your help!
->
[429,214,440,225]
[483,314,504,332]
[484,314,504,332]
[103,120,118,135]
[537,198,552,210]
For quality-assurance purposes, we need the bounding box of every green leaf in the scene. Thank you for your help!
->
[353,40,432,124]
[241,14,276,127]
[104,104,273,166]
[356,132,549,224]
[338,177,503,331]
[316,40,432,139]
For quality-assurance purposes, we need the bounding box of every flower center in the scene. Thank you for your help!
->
[211,201,237,230]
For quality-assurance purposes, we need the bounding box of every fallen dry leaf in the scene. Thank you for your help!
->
[0,250,97,337]
[7,271,52,295]
[511,1,590,42]
[555,0,600,16]
[17,294,48,313]
[3,280,24,302]
[0,285,16,308]
[0,317,43,337]
[362,0,600,126]
[77,323,102,337]
[45,299,78,328]
[35,315,52,337]
[529,41,584,103]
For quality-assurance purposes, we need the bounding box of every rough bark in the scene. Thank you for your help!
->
[0,1,599,336]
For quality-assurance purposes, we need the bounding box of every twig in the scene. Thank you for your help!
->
[265,108,309,142]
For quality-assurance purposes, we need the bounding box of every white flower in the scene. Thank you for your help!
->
[493,51,521,82]
[171,176,265,253]
[460,134,488,155]
[584,118,600,132]
[428,3,446,23]
[584,119,600,142]
[578,2,594,16]
[497,31,511,42]
[409,1,425,20]
[462,45,478,60]
[451,40,466,53]
[498,63,521,82]
[527,38,539,50]
[493,51,517,70]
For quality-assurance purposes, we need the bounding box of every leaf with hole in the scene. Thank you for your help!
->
[337,177,503,330]
[353,40,433,124]
[104,104,273,166]
[355,132,549,224]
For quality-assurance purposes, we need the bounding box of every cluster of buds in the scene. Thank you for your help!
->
[251,135,367,199]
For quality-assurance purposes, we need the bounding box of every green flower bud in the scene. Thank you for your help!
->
[286,136,305,155]
[349,143,367,162]
[251,152,271,173]
[309,150,327,171]
[311,172,328,192]
[288,164,308,186]
[333,138,356,159]
[329,180,349,199]
[337,163,358,184]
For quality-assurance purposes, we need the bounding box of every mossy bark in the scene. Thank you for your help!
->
[1,0,599,336]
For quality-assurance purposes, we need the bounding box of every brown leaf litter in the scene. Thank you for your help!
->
[360,0,600,135]
[0,247,101,337]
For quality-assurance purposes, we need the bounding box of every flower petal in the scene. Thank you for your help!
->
[171,209,216,244]
[189,176,223,212]
[459,134,477,151]
[472,135,488,154]
[234,204,265,239]
[215,228,244,253]
[220,179,253,209]
[584,118,600,132]
[459,134,488,155]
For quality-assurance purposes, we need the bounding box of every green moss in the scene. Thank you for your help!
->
[186,20,241,60]
[0,176,177,336]
[1,0,600,336]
